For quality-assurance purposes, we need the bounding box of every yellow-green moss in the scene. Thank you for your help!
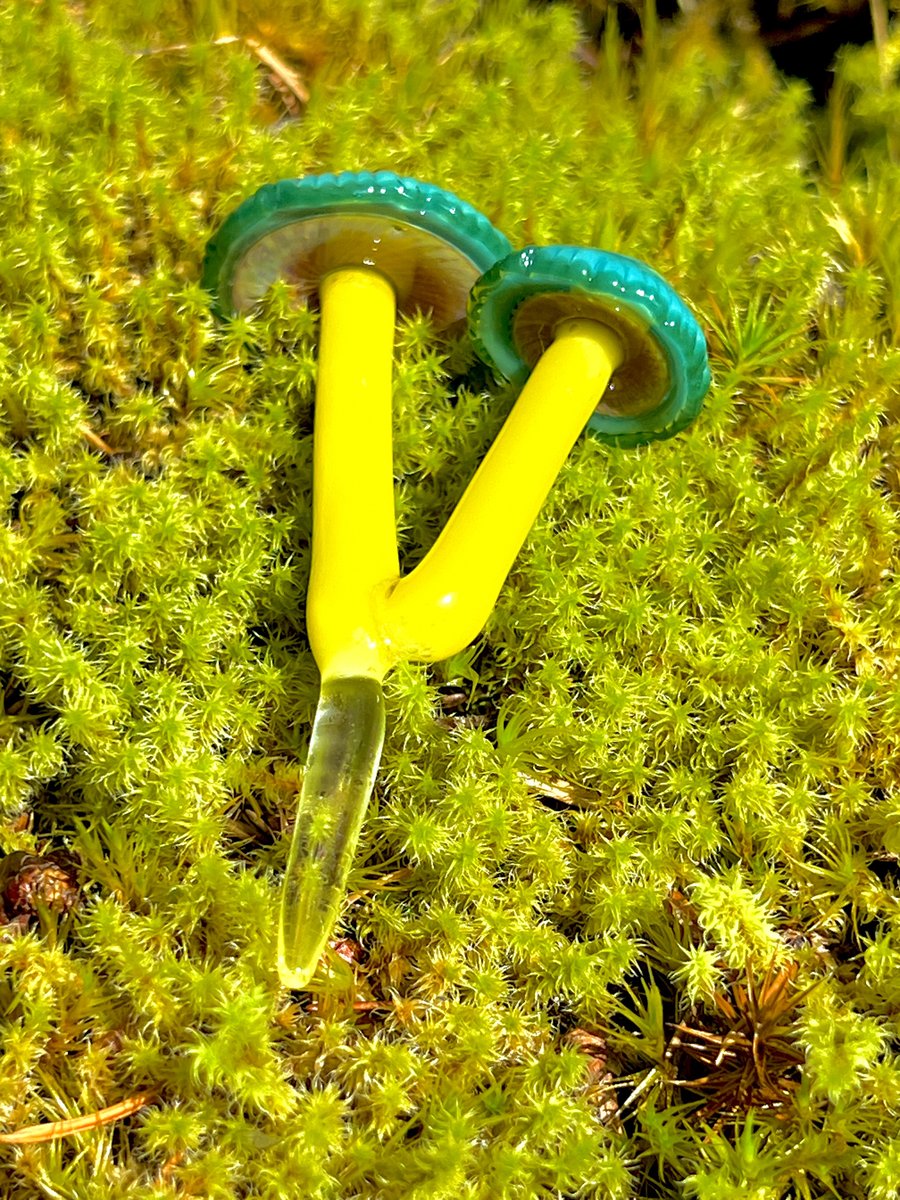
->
[1,1,899,1197]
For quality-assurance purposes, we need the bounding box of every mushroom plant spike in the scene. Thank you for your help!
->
[202,172,710,989]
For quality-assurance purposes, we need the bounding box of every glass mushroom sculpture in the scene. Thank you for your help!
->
[203,171,511,987]
[202,176,711,989]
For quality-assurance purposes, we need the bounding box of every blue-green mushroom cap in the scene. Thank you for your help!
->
[202,170,512,331]
[469,245,711,447]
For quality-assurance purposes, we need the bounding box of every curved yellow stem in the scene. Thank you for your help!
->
[379,319,623,662]
[306,282,623,678]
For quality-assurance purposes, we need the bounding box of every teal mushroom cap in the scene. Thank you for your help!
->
[202,170,512,330]
[468,245,711,448]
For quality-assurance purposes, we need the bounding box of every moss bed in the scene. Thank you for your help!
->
[1,2,899,1196]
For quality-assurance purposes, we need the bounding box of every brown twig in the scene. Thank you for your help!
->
[0,1090,156,1145]
[132,33,309,113]
[516,771,607,807]
[244,35,310,107]
[133,35,241,57]
[304,998,390,1015]
[78,423,117,456]
[156,1148,186,1185]
[345,867,414,903]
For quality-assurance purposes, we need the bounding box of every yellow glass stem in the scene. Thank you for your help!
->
[279,305,623,990]
[379,319,624,662]
[306,268,400,682]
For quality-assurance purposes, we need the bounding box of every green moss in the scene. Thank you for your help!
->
[0,0,899,1196]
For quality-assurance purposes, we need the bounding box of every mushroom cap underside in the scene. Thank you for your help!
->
[202,170,512,330]
[468,245,711,447]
